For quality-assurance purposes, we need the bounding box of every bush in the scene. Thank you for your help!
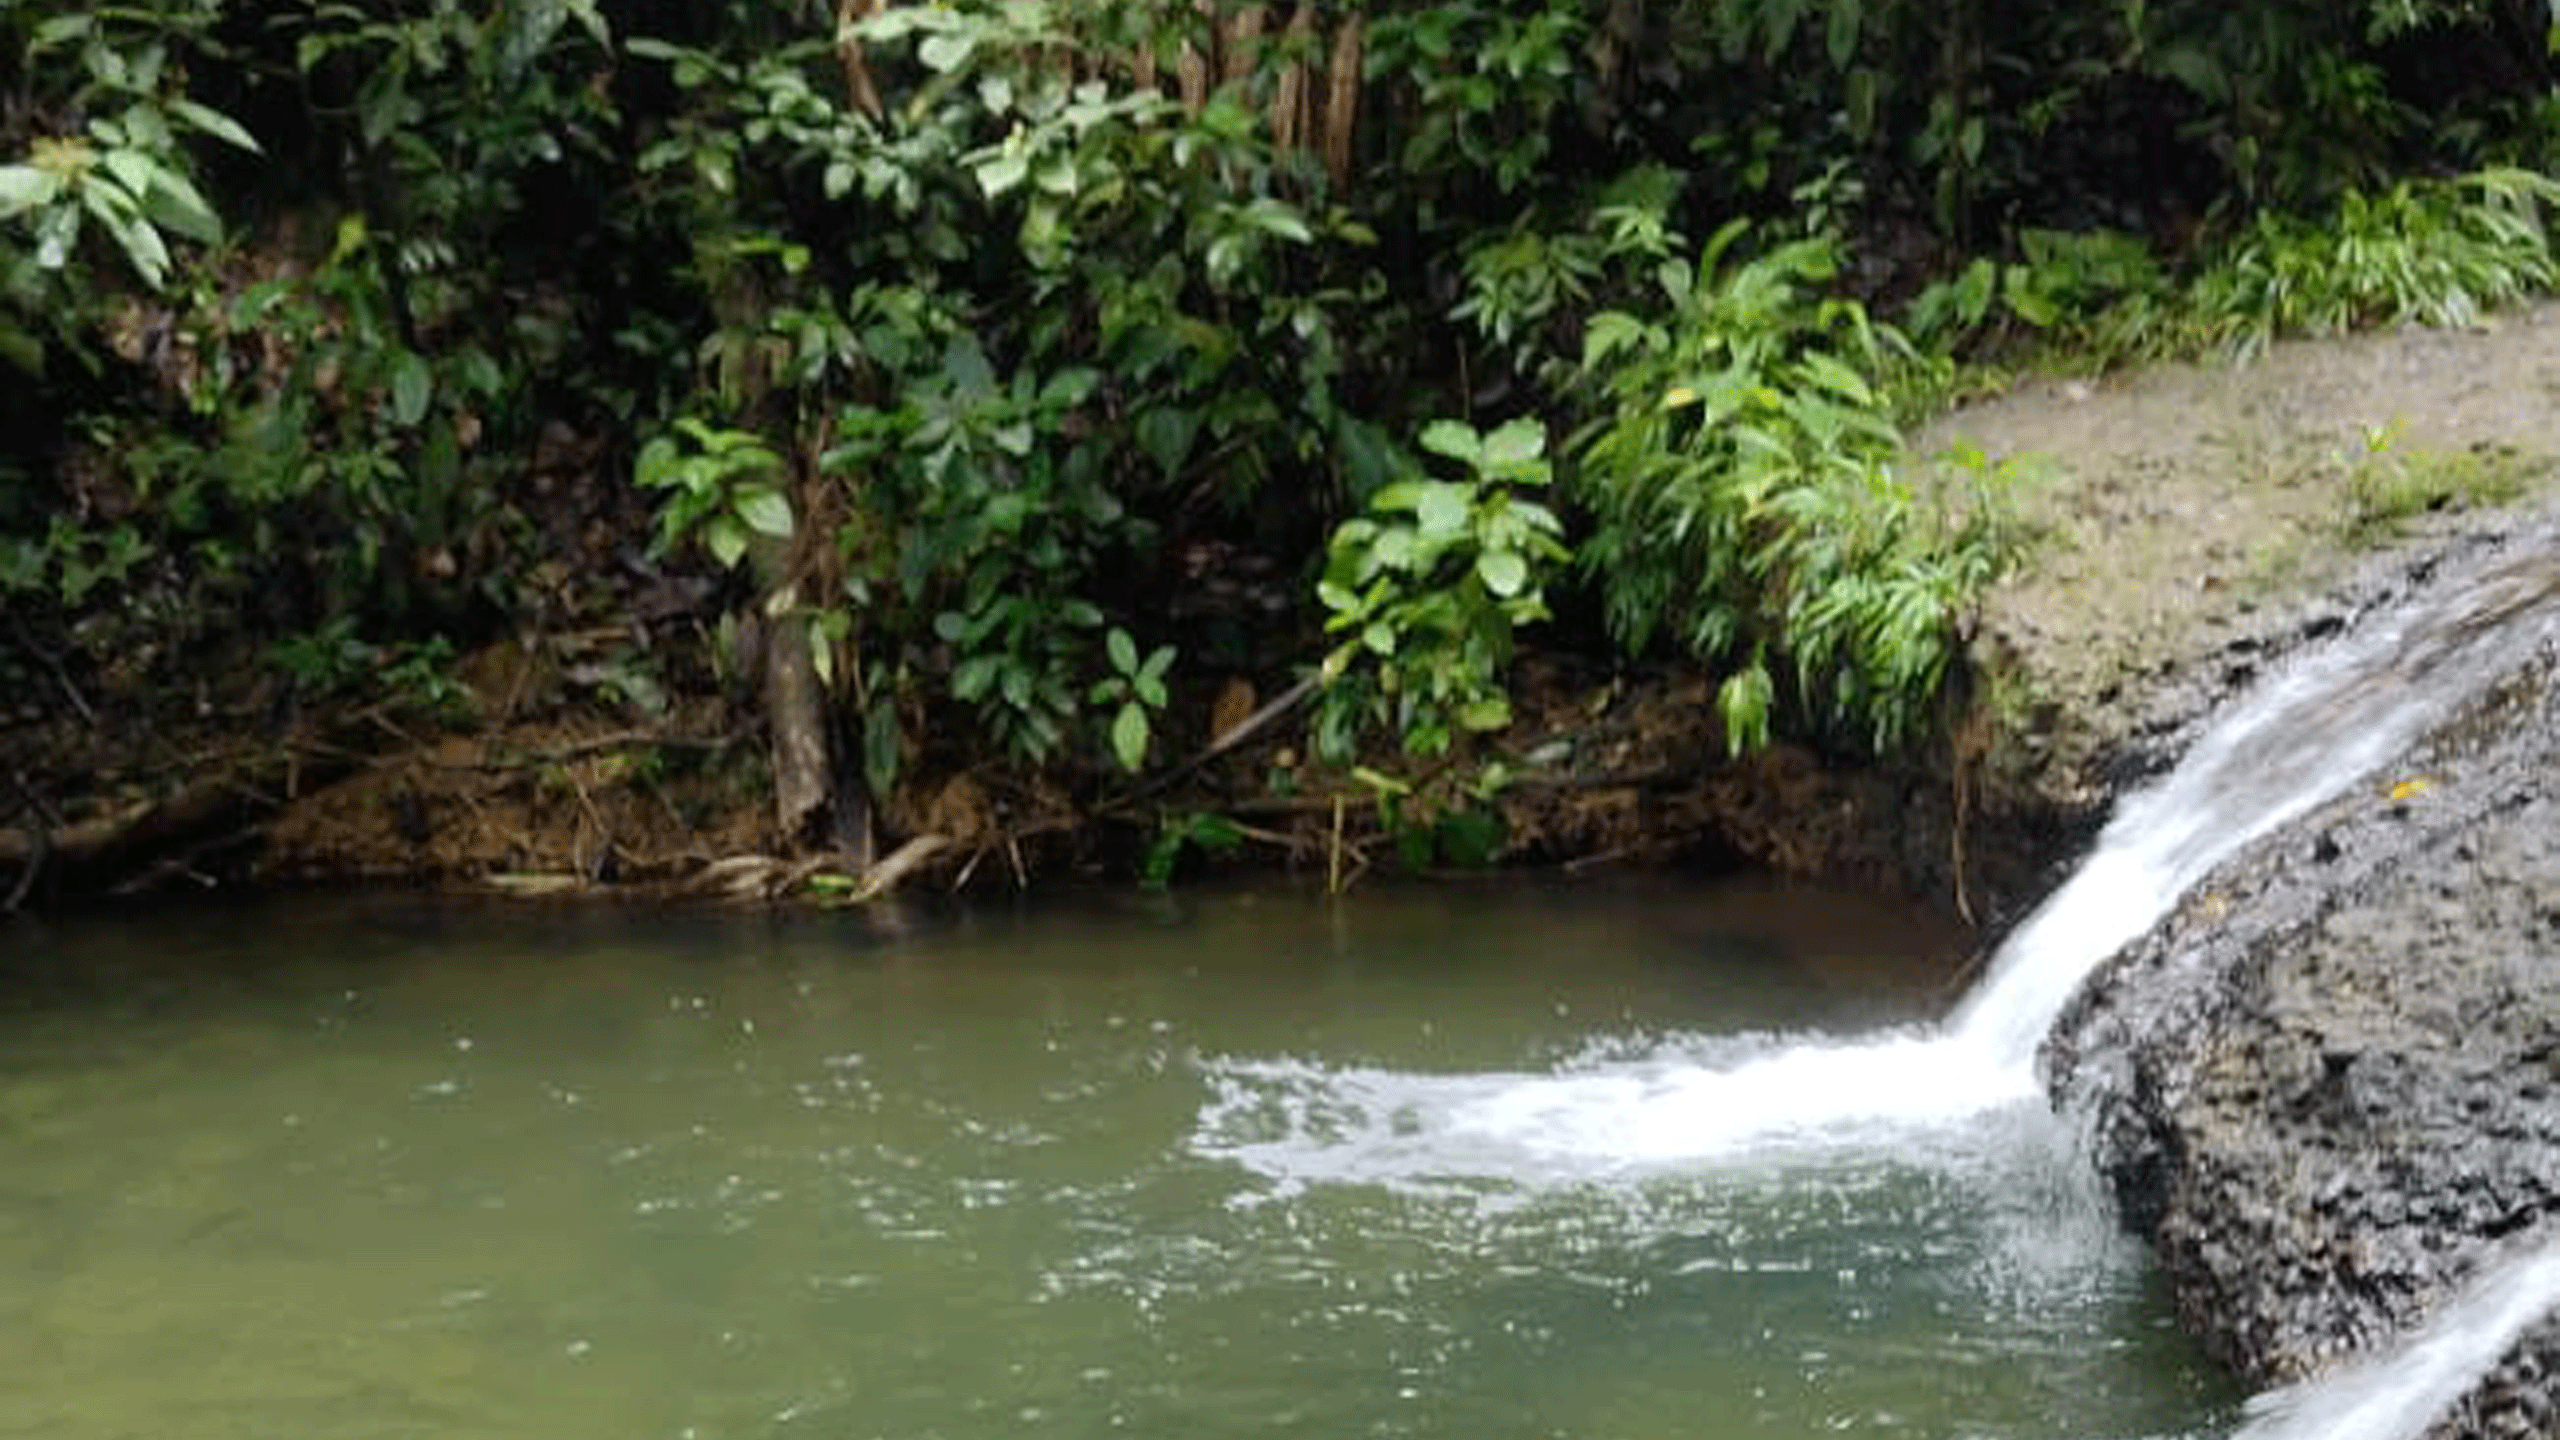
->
[1572,221,2021,752]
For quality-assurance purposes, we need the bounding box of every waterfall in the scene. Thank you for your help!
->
[1952,551,2560,1064]
[1198,554,2560,1179]
[2228,1237,2560,1440]
[1192,550,2560,1435]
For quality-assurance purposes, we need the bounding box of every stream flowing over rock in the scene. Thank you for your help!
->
[2038,518,2560,1438]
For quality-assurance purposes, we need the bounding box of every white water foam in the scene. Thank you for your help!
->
[1198,566,2559,1185]
[2229,1236,2560,1440]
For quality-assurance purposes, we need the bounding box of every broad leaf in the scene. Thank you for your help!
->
[918,32,975,74]
[973,148,1028,197]
[388,352,433,426]
[733,485,795,538]
[1110,702,1149,772]
[1480,417,1545,472]
[141,164,221,242]
[1414,483,1469,539]
[0,165,59,218]
[1417,419,1480,465]
[706,515,749,570]
[168,99,261,152]
[1476,547,1529,598]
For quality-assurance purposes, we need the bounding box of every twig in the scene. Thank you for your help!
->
[408,731,734,770]
[11,619,96,726]
[1327,794,1345,894]
[828,833,949,905]
[2,769,51,914]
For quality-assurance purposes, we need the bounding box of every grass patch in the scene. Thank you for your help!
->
[2336,424,2541,543]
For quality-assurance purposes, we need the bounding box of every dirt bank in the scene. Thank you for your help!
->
[2040,521,2560,1436]
[1696,301,2560,930]
[1943,301,2560,809]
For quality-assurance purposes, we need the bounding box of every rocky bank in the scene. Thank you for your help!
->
[2029,511,2560,1436]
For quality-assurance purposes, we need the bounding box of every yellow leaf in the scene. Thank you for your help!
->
[2387,777,2434,802]
[1660,386,1699,409]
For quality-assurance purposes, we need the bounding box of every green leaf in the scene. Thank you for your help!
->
[0,321,43,379]
[1476,547,1529,597]
[1033,155,1078,197]
[140,164,221,242]
[389,352,433,427]
[1240,197,1312,243]
[167,99,261,153]
[1480,418,1546,472]
[1135,405,1200,479]
[733,485,795,538]
[1717,663,1774,755]
[918,32,975,73]
[1107,626,1137,675]
[1111,701,1149,772]
[863,702,902,800]
[1417,419,1481,466]
[635,436,680,489]
[952,654,998,701]
[1825,0,1863,69]
[100,148,161,206]
[1798,351,1875,405]
[31,14,92,48]
[973,148,1028,197]
[0,165,59,219]
[706,515,749,570]
[1370,481,1426,514]
[1458,696,1512,732]
[809,625,836,689]
[1414,483,1469,539]
[99,208,170,287]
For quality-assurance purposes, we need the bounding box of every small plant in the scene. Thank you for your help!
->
[1088,627,1176,773]
[0,12,260,293]
[1573,222,2023,753]
[1139,810,1243,890]
[1904,228,2173,360]
[2187,168,2560,358]
[1313,416,1569,760]
[269,616,379,697]
[2336,419,2535,542]
[380,636,469,720]
[636,419,795,570]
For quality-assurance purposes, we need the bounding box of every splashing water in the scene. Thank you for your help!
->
[1197,553,2560,1184]
[2230,1237,2560,1440]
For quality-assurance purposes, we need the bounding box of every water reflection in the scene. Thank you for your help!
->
[0,880,2232,1439]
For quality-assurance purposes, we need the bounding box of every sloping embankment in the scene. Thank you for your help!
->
[1928,308,2560,1436]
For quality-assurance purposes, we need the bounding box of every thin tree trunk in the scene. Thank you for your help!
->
[1322,14,1364,187]
[835,0,886,118]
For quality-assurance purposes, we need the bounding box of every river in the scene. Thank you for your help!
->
[0,880,2234,1439]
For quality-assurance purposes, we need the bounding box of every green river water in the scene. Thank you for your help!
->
[0,880,2239,1439]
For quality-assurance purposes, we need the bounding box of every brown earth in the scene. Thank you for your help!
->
[1938,301,2560,813]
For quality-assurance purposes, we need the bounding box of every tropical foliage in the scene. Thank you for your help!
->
[4,0,2556,867]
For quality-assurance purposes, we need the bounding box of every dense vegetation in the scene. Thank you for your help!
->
[4,0,2556,880]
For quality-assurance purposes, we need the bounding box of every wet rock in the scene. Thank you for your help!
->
[2041,518,2560,1436]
